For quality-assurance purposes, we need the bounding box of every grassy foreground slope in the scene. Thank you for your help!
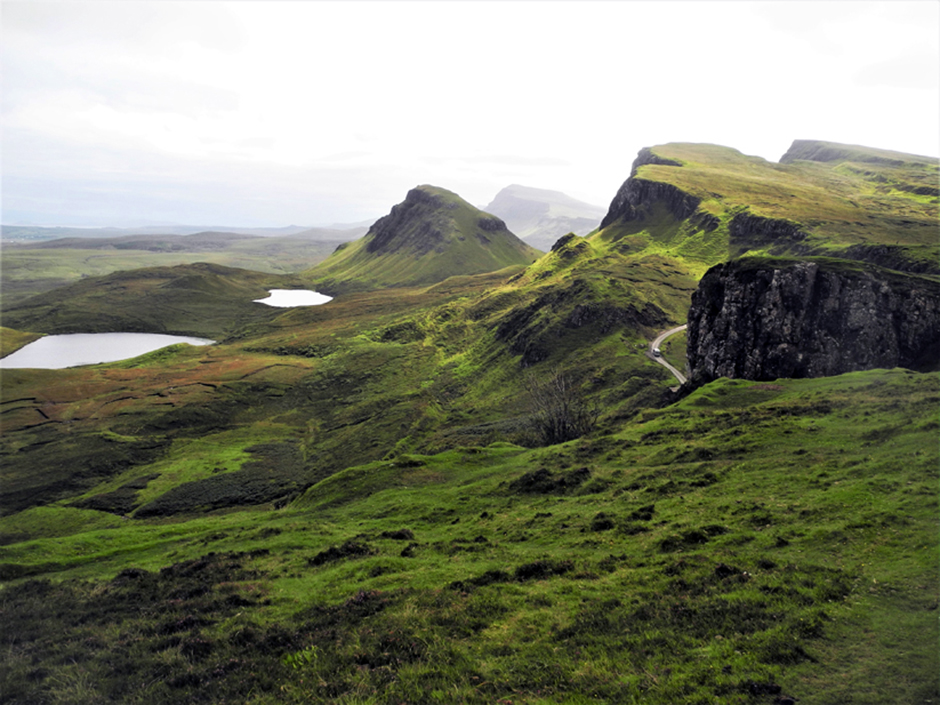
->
[1,369,936,704]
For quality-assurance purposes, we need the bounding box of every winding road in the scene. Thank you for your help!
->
[649,324,688,386]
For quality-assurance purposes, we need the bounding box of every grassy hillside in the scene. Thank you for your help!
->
[1,234,342,308]
[306,185,541,293]
[0,263,306,340]
[1,369,935,704]
[599,142,938,273]
[0,327,42,358]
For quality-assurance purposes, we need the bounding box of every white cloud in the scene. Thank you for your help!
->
[2,0,937,226]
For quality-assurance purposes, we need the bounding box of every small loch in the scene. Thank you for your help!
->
[253,289,332,307]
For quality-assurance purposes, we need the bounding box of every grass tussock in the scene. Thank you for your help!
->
[1,369,936,704]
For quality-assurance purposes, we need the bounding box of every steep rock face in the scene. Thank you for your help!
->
[600,149,692,229]
[600,178,703,229]
[728,213,810,257]
[599,148,718,231]
[687,258,940,385]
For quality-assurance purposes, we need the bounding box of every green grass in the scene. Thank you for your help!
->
[1,369,935,703]
[619,143,939,269]
[0,237,339,308]
[0,326,41,357]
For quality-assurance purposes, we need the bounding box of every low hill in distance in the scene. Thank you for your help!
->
[483,184,606,251]
[0,262,297,340]
[306,185,541,293]
[8,228,368,251]
[0,223,368,243]
[0,233,348,308]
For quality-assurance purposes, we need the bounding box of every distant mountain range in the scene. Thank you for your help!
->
[0,223,369,244]
[483,184,606,251]
[1,185,607,254]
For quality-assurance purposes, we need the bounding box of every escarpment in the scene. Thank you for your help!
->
[365,187,453,255]
[728,213,809,257]
[686,258,940,385]
[600,147,705,229]
[600,178,704,229]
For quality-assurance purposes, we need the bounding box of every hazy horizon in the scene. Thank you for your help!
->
[3,1,938,228]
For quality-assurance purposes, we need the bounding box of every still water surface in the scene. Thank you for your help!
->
[253,289,332,307]
[0,333,215,369]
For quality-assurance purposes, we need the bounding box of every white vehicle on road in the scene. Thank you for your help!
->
[648,325,688,385]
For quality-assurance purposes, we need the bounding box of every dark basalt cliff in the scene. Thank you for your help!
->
[600,148,704,229]
[686,258,940,385]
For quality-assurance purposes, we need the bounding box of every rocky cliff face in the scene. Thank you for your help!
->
[599,148,719,232]
[686,258,940,385]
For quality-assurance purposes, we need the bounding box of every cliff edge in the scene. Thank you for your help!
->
[686,258,940,385]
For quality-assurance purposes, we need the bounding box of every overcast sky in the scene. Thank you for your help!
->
[2,1,938,228]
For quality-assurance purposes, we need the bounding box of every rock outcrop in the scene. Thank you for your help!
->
[686,258,940,385]
[306,185,540,293]
[599,147,718,231]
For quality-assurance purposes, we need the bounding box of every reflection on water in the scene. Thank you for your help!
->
[253,289,332,307]
[0,333,215,369]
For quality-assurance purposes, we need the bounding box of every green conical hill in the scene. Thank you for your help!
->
[305,185,540,294]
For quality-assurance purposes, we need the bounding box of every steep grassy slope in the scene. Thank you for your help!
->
[598,141,939,274]
[1,370,935,704]
[0,327,41,358]
[306,185,541,293]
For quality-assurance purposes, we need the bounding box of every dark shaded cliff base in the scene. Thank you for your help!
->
[686,257,940,385]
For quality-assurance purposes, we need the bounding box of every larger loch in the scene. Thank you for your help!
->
[0,333,215,369]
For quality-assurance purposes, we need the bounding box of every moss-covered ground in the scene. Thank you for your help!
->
[1,369,935,704]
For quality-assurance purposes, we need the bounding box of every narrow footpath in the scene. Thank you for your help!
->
[649,324,688,387]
